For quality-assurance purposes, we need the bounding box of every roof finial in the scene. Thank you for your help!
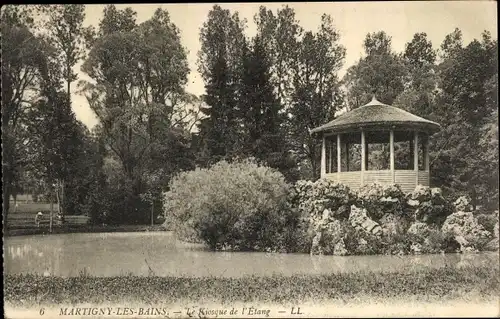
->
[371,88,377,102]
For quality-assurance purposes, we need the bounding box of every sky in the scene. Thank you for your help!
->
[71,1,498,129]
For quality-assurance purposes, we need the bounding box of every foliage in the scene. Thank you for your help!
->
[431,30,498,208]
[80,6,195,223]
[343,31,406,108]
[196,5,246,165]
[287,14,346,179]
[164,159,296,251]
[238,35,297,181]
[1,5,52,222]
[343,221,384,255]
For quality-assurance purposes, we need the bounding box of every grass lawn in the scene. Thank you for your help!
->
[4,265,499,307]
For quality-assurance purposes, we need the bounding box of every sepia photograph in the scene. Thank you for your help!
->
[2,2,499,318]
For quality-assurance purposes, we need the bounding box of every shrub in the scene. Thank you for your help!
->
[356,183,406,220]
[164,159,296,251]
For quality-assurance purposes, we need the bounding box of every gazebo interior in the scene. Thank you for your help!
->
[312,96,440,193]
[321,130,430,193]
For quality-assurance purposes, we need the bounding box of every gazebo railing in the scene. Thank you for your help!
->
[324,170,430,193]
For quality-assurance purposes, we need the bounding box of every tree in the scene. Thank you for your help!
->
[238,35,296,180]
[39,5,87,98]
[254,5,303,109]
[196,5,246,165]
[343,31,406,108]
[431,30,498,208]
[80,7,194,223]
[25,88,86,223]
[36,5,89,216]
[288,15,346,179]
[1,6,51,222]
[394,32,438,117]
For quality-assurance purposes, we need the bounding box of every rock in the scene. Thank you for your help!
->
[333,238,348,256]
[441,211,492,251]
[494,221,499,238]
[322,208,331,221]
[484,237,499,252]
[430,188,442,197]
[410,242,423,255]
[379,214,402,237]
[310,218,344,255]
[310,232,323,255]
[407,199,420,207]
[408,222,430,238]
[453,196,472,212]
[349,205,382,237]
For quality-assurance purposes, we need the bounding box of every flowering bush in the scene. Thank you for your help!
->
[356,183,406,220]
[164,159,297,251]
[406,185,454,226]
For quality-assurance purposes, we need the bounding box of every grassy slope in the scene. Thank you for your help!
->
[4,265,499,307]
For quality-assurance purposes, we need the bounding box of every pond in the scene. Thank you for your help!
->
[4,232,498,278]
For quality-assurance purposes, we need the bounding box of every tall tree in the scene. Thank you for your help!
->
[288,14,346,179]
[432,30,498,208]
[254,5,303,109]
[1,6,51,222]
[37,5,89,215]
[80,7,194,223]
[196,5,246,165]
[343,31,406,108]
[394,32,438,117]
[238,36,296,179]
[25,89,86,219]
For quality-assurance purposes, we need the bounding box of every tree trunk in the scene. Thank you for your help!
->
[151,200,154,227]
[50,199,54,234]
[471,187,477,211]
[13,193,17,213]
[61,180,65,216]
[56,181,61,216]
[3,180,10,230]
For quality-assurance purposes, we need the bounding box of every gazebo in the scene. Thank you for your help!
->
[311,96,441,193]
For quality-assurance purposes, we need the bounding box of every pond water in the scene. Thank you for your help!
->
[4,232,499,278]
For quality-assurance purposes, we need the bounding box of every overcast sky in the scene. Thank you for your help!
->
[71,1,497,128]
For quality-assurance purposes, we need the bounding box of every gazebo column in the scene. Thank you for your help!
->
[361,130,366,185]
[414,131,419,185]
[321,135,326,177]
[390,130,395,183]
[337,134,341,182]
[328,139,333,173]
[343,142,349,172]
[425,137,430,172]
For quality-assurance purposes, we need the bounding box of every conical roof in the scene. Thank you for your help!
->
[310,96,441,135]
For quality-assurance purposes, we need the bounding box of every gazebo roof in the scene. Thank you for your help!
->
[310,96,441,135]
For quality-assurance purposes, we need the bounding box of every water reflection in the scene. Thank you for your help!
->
[4,232,499,278]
